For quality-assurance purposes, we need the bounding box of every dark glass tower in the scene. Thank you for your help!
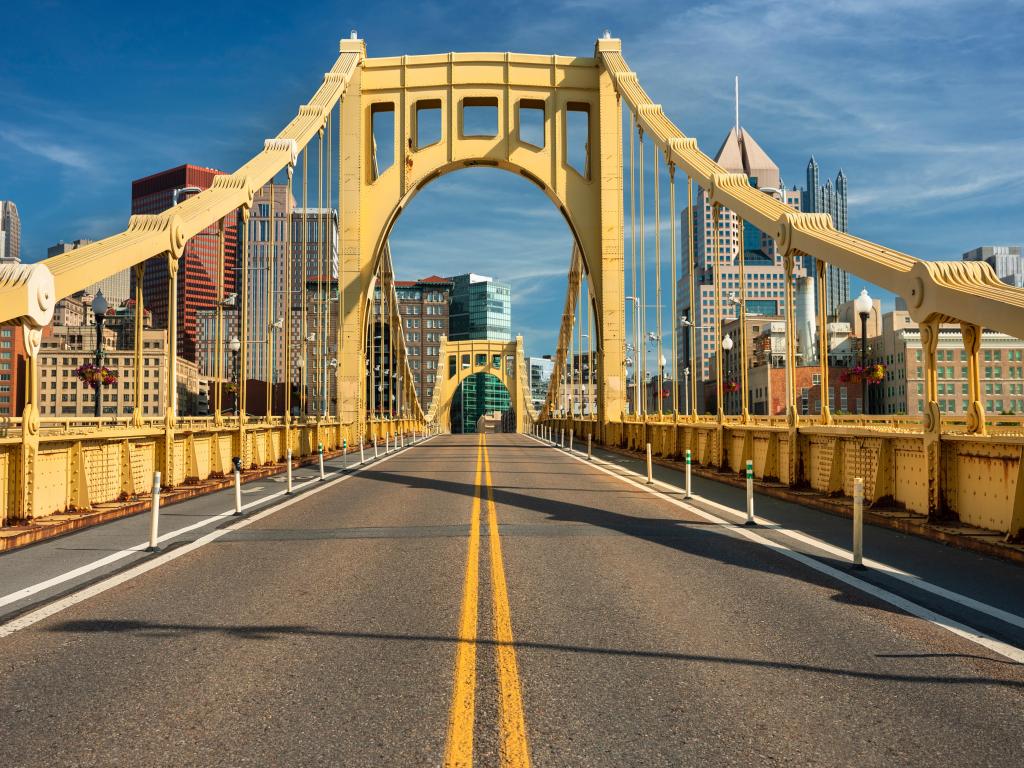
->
[803,157,849,320]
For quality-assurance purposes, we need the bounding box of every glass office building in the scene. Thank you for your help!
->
[448,273,512,432]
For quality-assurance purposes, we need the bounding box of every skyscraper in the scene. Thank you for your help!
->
[803,157,850,319]
[0,201,21,264]
[676,127,804,384]
[448,273,512,431]
[130,165,238,363]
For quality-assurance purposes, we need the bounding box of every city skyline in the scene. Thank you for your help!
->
[2,2,1021,361]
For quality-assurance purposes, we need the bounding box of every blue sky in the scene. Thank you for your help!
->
[2,0,1022,359]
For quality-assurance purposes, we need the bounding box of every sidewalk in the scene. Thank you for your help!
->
[0,437,426,623]
[599,442,1024,567]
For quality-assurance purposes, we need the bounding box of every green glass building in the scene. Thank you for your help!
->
[448,274,512,432]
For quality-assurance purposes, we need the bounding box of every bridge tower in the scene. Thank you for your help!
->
[337,36,626,439]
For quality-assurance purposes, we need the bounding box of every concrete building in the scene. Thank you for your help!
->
[963,245,1024,288]
[37,326,199,418]
[379,276,451,405]
[868,308,1024,417]
[528,356,554,409]
[0,201,21,264]
[677,127,805,384]
[448,273,512,432]
[130,165,238,364]
[0,325,28,418]
[803,157,850,318]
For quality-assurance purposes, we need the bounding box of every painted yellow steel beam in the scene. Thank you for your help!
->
[0,41,364,320]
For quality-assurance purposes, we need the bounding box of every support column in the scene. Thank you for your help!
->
[163,252,179,484]
[339,44,366,440]
[783,253,799,427]
[238,207,251,467]
[14,323,41,523]
[920,318,942,515]
[214,220,226,427]
[595,37,626,438]
[132,262,146,428]
[816,258,832,425]
[960,322,985,435]
[712,204,724,423]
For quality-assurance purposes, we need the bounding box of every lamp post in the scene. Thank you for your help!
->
[721,333,734,415]
[680,313,694,417]
[91,291,109,417]
[854,289,873,415]
[658,353,667,416]
[682,366,690,415]
[229,335,241,415]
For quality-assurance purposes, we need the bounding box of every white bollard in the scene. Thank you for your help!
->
[342,440,348,470]
[318,443,326,481]
[745,459,756,526]
[587,434,592,461]
[684,449,692,498]
[286,449,294,493]
[852,477,866,569]
[147,471,161,552]
[569,429,574,453]
[374,438,379,459]
[385,432,390,453]
[232,458,242,515]
[360,441,365,464]
[646,443,654,485]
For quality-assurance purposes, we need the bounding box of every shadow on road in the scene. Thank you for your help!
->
[45,618,1022,688]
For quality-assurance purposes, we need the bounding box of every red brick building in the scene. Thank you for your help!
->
[0,326,28,418]
[130,165,238,363]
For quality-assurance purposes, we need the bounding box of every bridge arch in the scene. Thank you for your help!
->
[426,337,532,433]
[338,42,626,432]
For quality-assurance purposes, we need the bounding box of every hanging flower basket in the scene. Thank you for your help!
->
[724,380,740,393]
[840,363,885,385]
[223,382,238,395]
[74,362,117,386]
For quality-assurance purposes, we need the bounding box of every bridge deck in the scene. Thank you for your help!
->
[0,434,1022,765]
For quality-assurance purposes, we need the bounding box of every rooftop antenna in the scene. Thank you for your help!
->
[734,75,740,135]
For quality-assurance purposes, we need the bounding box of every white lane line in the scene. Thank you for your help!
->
[0,439,432,616]
[529,435,1024,664]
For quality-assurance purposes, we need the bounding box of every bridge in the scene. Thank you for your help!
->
[0,34,1023,766]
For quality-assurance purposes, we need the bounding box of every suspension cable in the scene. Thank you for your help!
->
[654,143,662,416]
[669,162,677,417]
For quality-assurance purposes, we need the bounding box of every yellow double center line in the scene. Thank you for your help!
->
[444,433,531,768]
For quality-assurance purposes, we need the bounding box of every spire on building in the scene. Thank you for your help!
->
[713,127,780,190]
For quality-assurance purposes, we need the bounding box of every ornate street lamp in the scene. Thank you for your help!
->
[91,291,109,417]
[229,335,241,415]
[721,333,734,415]
[854,289,873,414]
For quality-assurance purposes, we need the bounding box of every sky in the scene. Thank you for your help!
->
[1,0,1022,359]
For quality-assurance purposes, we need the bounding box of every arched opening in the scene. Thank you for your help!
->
[450,373,512,433]
[371,167,595,420]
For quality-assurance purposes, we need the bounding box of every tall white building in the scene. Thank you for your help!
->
[0,201,21,264]
[676,127,804,382]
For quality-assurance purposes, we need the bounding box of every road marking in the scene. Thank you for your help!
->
[527,434,1024,664]
[443,433,483,768]
[482,435,531,768]
[0,438,434,637]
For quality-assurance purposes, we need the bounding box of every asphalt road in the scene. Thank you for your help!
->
[0,433,1022,767]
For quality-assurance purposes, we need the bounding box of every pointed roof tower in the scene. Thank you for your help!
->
[713,128,780,190]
